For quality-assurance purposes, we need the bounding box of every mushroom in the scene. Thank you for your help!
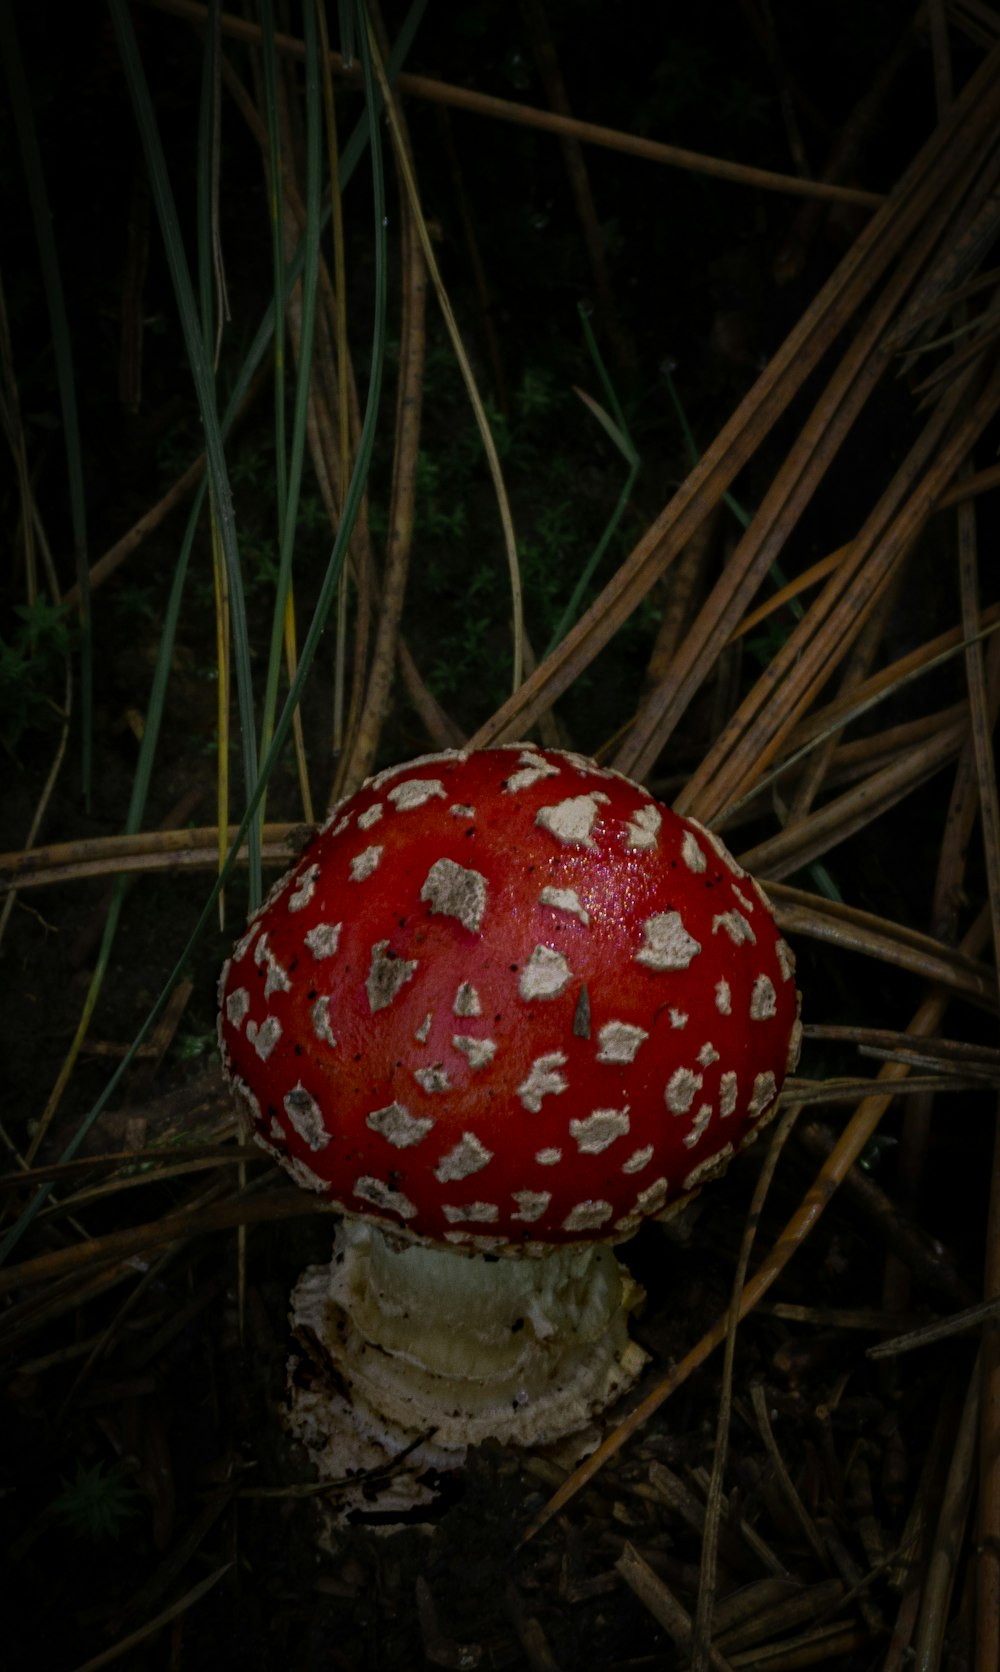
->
[219,745,801,1503]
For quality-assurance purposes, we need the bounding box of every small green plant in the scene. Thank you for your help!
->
[511,365,562,423]
[400,352,641,727]
[229,441,271,490]
[0,591,75,750]
[109,581,161,625]
[414,450,470,542]
[517,499,581,624]
[49,1458,141,1543]
[174,1027,217,1061]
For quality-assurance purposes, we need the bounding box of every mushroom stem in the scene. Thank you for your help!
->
[289,1219,648,1460]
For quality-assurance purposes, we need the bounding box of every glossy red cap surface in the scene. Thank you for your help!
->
[219,746,801,1250]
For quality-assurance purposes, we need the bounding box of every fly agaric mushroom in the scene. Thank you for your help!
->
[219,746,800,1499]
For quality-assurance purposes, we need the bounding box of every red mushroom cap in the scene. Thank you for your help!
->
[219,746,801,1251]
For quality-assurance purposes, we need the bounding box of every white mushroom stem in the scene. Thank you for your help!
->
[289,1218,648,1456]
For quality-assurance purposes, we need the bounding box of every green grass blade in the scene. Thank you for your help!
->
[573,385,639,466]
[579,303,635,456]
[339,0,428,183]
[0,0,390,1268]
[664,362,802,616]
[196,1,226,367]
[260,0,289,532]
[216,0,425,421]
[545,311,640,654]
[338,0,356,67]
[258,0,322,777]
[26,498,202,1161]
[1,0,92,807]
[108,0,262,905]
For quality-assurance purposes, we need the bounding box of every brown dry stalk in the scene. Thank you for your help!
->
[936,618,1000,943]
[395,640,466,750]
[432,104,510,416]
[219,21,457,794]
[787,1073,997,1104]
[315,0,352,767]
[979,1114,1000,1672]
[0,1145,253,1193]
[467,44,1000,758]
[54,1246,180,1422]
[33,1156,259,1214]
[785,558,906,825]
[675,336,1000,828]
[18,784,201,1170]
[712,1578,847,1657]
[62,453,202,609]
[868,1293,1000,1360]
[144,0,884,208]
[738,712,967,881]
[824,704,967,777]
[750,1380,831,1569]
[728,541,852,643]
[126,978,193,1093]
[616,1544,737,1671]
[721,484,1000,646]
[365,19,525,703]
[339,116,427,788]
[645,505,722,684]
[0,1190,331,1300]
[99,1482,238,1635]
[720,639,998,831]
[886,261,1000,344]
[692,1101,801,1671]
[911,298,1000,403]
[768,887,997,1008]
[959,488,1000,1001]
[68,1561,232,1672]
[884,1396,957,1668]
[956,477,1000,1672]
[60,356,271,613]
[219,43,372,781]
[520,910,992,1544]
[520,0,631,366]
[0,1261,155,1357]
[771,5,915,286]
[912,1358,981,1671]
[808,1024,1000,1074]
[0,823,305,893]
[894,175,1000,366]
[622,87,1000,792]
[782,601,1000,753]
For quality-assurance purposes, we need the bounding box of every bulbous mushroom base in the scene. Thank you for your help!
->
[285,1218,647,1524]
